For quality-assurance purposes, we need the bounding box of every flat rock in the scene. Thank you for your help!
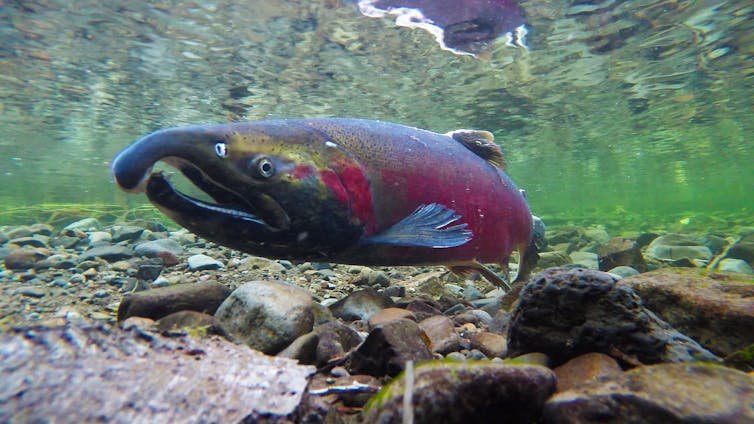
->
[717,258,753,274]
[329,288,395,321]
[364,362,556,424]
[543,363,754,423]
[214,280,316,354]
[117,281,232,322]
[187,254,224,271]
[110,225,145,243]
[507,267,719,366]
[368,307,416,328]
[9,236,48,248]
[569,251,599,269]
[134,239,183,258]
[728,233,754,263]
[78,245,133,262]
[553,352,623,392]
[418,315,463,354]
[349,318,432,377]
[645,233,712,262]
[63,218,100,231]
[620,267,754,357]
[0,318,315,423]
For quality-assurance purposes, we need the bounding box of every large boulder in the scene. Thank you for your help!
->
[620,267,754,357]
[544,363,754,423]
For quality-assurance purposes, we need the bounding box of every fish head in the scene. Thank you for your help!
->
[111,121,366,257]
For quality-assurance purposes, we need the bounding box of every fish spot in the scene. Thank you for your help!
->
[325,141,339,148]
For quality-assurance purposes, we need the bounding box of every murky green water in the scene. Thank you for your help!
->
[1,1,752,231]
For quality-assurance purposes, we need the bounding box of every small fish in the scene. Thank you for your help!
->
[111,118,537,289]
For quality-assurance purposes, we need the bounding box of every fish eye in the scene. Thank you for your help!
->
[214,142,228,158]
[252,156,275,179]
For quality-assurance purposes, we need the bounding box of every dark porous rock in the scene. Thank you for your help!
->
[110,225,145,243]
[134,238,183,258]
[0,318,315,423]
[329,288,395,321]
[418,315,463,354]
[404,298,443,321]
[156,310,230,339]
[78,245,133,262]
[620,267,754,357]
[348,318,432,377]
[364,361,556,424]
[543,363,754,423]
[597,237,647,272]
[4,248,49,270]
[507,267,719,366]
[553,352,623,392]
[279,321,363,367]
[215,280,316,355]
[117,281,232,322]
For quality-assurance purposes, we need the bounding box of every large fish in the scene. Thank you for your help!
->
[111,118,536,289]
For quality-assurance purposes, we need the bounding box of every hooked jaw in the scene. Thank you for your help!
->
[110,125,289,242]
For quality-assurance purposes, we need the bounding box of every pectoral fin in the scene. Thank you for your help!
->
[361,203,472,248]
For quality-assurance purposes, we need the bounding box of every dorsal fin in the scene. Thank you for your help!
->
[445,129,506,169]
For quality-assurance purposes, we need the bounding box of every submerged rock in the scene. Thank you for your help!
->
[0,318,315,423]
[363,361,556,424]
[645,233,712,263]
[621,268,754,357]
[553,353,623,393]
[348,318,432,377]
[156,310,230,340]
[214,280,316,354]
[543,363,754,423]
[329,288,395,321]
[507,267,719,365]
[278,321,363,367]
[117,281,232,322]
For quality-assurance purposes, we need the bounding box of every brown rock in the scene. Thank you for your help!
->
[404,299,443,321]
[544,363,754,423]
[418,315,463,354]
[553,353,623,392]
[620,267,754,357]
[364,361,556,424]
[470,332,507,358]
[4,248,48,270]
[368,307,416,328]
[117,281,232,322]
[348,318,432,377]
[597,237,647,272]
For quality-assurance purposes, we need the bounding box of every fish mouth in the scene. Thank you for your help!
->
[145,158,285,233]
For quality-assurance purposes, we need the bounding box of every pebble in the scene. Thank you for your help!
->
[187,254,224,271]
[368,307,416,328]
[607,265,640,278]
[16,286,46,298]
[348,318,432,377]
[418,315,463,354]
[552,352,623,392]
[78,245,133,262]
[569,251,599,269]
[9,237,49,248]
[110,225,145,243]
[87,231,112,246]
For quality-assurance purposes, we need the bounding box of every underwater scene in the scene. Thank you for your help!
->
[1,1,753,422]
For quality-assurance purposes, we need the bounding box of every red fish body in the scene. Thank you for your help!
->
[111,118,534,287]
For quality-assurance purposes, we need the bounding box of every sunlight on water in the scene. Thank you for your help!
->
[0,0,752,230]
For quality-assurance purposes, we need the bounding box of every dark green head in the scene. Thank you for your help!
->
[111,121,368,259]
